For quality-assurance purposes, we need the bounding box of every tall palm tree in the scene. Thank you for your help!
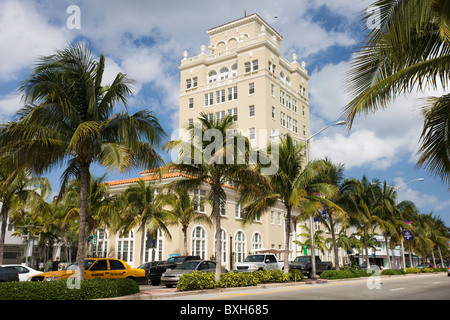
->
[340,176,379,269]
[120,179,173,266]
[343,0,450,185]
[240,135,342,273]
[0,43,166,279]
[164,113,251,279]
[162,187,212,255]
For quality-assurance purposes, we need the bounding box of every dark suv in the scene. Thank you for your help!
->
[148,255,200,285]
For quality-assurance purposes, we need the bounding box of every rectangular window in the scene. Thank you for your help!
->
[186,79,192,89]
[249,127,256,140]
[188,98,194,109]
[235,204,241,219]
[228,108,237,121]
[293,99,297,113]
[271,211,275,224]
[302,105,306,117]
[280,91,285,106]
[245,62,251,73]
[193,77,198,87]
[249,105,255,118]
[228,86,238,101]
[194,190,206,213]
[286,95,291,110]
[280,112,286,127]
[249,82,255,95]
[271,84,275,96]
[204,92,213,106]
[271,106,275,119]
[293,119,298,133]
[216,89,225,104]
[216,110,225,121]
[303,125,306,136]
[252,60,258,71]
[287,116,291,130]
[188,118,193,126]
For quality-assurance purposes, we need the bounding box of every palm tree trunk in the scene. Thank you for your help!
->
[329,214,340,270]
[140,224,146,265]
[0,203,9,265]
[182,226,188,256]
[284,206,292,274]
[364,227,370,269]
[213,187,222,280]
[76,164,89,281]
[384,233,392,269]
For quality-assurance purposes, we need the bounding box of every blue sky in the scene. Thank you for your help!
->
[0,0,449,227]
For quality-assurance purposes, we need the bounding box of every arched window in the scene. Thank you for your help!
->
[251,232,263,252]
[231,63,238,77]
[215,229,228,265]
[208,70,217,83]
[234,231,246,263]
[192,226,206,259]
[117,230,134,264]
[219,67,229,80]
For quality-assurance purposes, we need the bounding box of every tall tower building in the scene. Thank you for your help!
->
[178,14,310,149]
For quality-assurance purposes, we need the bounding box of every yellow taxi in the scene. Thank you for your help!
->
[28,258,146,284]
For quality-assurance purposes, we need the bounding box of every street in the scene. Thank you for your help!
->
[150,273,450,300]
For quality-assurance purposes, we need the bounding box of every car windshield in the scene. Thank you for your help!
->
[175,261,200,270]
[243,255,264,262]
[66,259,96,271]
[294,257,311,263]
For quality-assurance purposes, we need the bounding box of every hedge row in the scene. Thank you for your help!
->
[177,269,304,291]
[320,267,447,280]
[0,278,140,300]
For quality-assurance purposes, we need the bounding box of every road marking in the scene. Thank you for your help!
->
[390,288,405,291]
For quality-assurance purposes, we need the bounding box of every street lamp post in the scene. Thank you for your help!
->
[303,120,345,279]
[392,179,424,272]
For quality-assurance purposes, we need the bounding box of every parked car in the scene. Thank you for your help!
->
[234,254,283,272]
[28,258,146,284]
[137,260,165,284]
[416,264,430,269]
[161,260,227,288]
[289,256,333,278]
[358,262,379,270]
[148,255,200,286]
[1,264,41,281]
[0,266,19,282]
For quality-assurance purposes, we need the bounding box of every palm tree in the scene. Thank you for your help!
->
[162,187,212,255]
[164,112,251,279]
[340,176,379,269]
[342,0,450,185]
[240,135,342,273]
[0,43,166,279]
[120,179,173,266]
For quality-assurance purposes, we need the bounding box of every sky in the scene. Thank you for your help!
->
[0,0,449,227]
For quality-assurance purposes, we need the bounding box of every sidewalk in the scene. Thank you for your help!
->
[110,277,328,300]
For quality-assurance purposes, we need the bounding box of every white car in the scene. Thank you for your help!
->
[1,265,41,281]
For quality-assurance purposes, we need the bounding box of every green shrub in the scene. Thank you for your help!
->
[406,267,420,274]
[217,271,258,288]
[420,267,435,273]
[0,278,139,300]
[177,271,217,291]
[288,269,304,282]
[381,269,405,276]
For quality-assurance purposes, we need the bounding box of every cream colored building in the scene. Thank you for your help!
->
[178,13,311,149]
[97,14,349,271]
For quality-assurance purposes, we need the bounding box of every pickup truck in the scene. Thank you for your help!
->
[148,255,200,285]
[289,256,333,278]
[234,254,284,272]
[0,266,19,282]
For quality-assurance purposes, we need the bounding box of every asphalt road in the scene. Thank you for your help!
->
[157,273,450,300]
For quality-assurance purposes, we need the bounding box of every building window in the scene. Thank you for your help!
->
[302,105,306,117]
[249,105,255,118]
[235,231,246,263]
[186,77,197,89]
[252,233,263,252]
[228,86,238,101]
[278,212,282,226]
[280,90,285,105]
[208,70,217,83]
[293,99,297,113]
[287,116,291,130]
[245,62,251,73]
[271,211,275,224]
[249,127,256,140]
[117,231,134,263]
[216,110,225,121]
[245,60,258,73]
[293,119,298,133]
[231,64,238,77]
[192,226,206,259]
[215,229,228,264]
[303,125,306,136]
[219,67,229,80]
[252,60,258,71]
[204,92,213,107]
[271,84,275,96]
[91,230,108,258]
[272,106,275,119]
[188,118,193,126]
[235,203,242,219]
[228,108,238,121]
[188,98,194,109]
[286,95,291,110]
[280,112,286,127]
[216,89,225,104]
[249,82,255,95]
[194,189,206,213]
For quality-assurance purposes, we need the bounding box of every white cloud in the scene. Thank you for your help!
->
[0,92,22,122]
[0,0,72,82]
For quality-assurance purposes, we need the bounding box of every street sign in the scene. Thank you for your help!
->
[87,235,97,245]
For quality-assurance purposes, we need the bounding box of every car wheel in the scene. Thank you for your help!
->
[165,284,174,288]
